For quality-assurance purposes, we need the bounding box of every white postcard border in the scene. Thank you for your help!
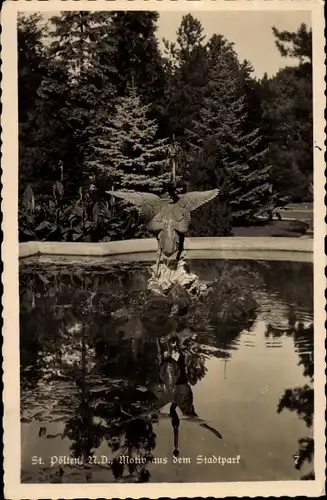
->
[2,1,325,498]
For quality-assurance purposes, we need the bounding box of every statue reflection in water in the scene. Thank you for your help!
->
[153,334,223,457]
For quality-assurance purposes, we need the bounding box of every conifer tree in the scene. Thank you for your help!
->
[18,14,48,192]
[163,14,208,145]
[48,11,117,104]
[110,12,166,110]
[272,23,312,62]
[187,35,272,230]
[33,12,117,194]
[88,86,170,194]
[261,23,312,201]
[238,59,264,136]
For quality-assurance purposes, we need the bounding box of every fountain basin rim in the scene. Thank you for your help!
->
[19,237,313,263]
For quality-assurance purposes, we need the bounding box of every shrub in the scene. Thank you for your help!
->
[18,182,143,243]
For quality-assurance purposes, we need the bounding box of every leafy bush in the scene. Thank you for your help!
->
[19,182,145,243]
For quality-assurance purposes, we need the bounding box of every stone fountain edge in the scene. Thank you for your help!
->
[19,237,313,262]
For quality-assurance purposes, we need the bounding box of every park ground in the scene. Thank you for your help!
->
[232,203,313,237]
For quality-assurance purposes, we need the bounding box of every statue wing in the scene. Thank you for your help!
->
[147,204,188,233]
[177,189,219,212]
[199,422,223,439]
[106,190,163,225]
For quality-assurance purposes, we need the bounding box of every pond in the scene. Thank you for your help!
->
[20,258,314,483]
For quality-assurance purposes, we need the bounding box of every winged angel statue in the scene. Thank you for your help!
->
[107,188,219,276]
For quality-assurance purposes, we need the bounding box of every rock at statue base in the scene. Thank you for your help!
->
[147,259,210,300]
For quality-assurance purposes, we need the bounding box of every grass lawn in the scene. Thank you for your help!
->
[232,219,313,237]
[232,203,313,237]
[279,205,313,226]
[286,202,313,211]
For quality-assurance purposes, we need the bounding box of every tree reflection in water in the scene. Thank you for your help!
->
[267,315,314,480]
[259,261,314,481]
[20,261,260,482]
[280,322,314,480]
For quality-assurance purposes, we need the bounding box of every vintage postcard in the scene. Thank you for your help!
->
[2,0,325,498]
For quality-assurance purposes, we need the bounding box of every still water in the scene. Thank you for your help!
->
[20,259,314,483]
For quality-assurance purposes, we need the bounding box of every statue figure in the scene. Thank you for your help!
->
[107,187,219,275]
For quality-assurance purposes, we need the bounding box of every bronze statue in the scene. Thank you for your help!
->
[107,187,219,275]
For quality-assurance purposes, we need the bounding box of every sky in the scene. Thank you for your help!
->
[156,10,311,78]
[38,10,311,79]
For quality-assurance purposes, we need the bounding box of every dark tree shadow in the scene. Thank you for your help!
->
[277,322,314,480]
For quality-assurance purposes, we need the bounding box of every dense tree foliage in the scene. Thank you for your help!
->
[261,23,313,202]
[162,14,208,145]
[18,14,49,192]
[187,35,272,232]
[42,12,117,194]
[109,12,165,103]
[18,12,313,241]
[87,86,170,193]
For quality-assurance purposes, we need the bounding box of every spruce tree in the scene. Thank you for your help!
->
[163,14,208,145]
[88,86,170,194]
[238,59,264,136]
[34,12,117,195]
[187,35,272,230]
[110,12,166,108]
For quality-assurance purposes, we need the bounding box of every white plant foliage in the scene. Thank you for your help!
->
[148,259,210,298]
